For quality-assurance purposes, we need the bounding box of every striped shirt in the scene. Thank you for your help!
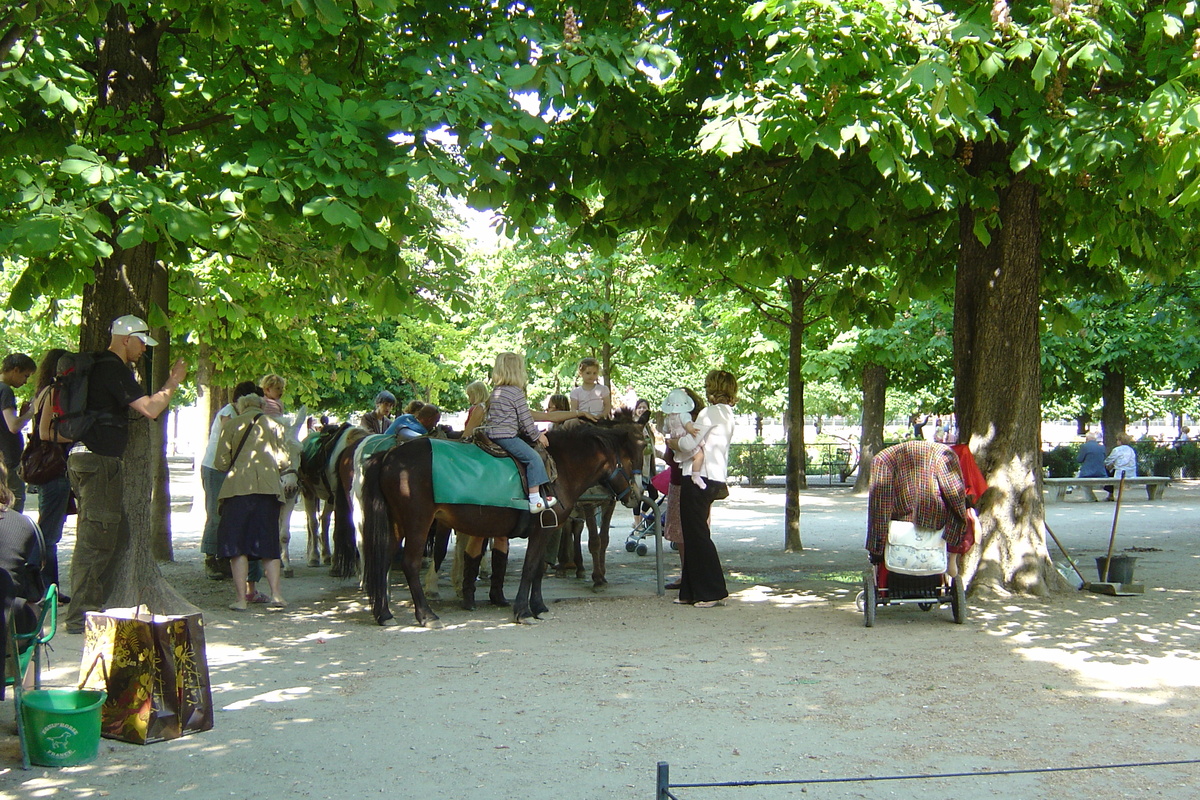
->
[483,385,539,442]
[866,441,969,557]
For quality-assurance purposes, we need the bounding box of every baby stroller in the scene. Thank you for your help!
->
[624,474,667,557]
[859,524,967,627]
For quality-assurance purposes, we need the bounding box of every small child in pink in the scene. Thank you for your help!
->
[662,388,707,489]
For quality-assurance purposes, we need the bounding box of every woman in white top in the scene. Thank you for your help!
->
[670,369,737,608]
[1103,431,1138,501]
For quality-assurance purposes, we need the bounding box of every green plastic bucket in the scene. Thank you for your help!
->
[20,688,107,767]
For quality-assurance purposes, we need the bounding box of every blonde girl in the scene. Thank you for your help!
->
[482,353,556,513]
[260,374,286,416]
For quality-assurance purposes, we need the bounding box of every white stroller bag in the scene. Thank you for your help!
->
[884,520,948,576]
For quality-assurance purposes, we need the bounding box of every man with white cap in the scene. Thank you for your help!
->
[64,314,187,634]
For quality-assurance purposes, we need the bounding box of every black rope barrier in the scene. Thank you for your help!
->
[656,757,1200,798]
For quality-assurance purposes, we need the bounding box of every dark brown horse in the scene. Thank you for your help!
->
[298,423,366,579]
[359,421,645,626]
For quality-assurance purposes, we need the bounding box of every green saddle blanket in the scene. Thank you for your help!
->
[429,439,527,511]
[358,432,399,460]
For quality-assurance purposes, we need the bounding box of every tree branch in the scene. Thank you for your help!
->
[165,113,234,137]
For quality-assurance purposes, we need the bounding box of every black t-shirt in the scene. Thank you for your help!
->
[82,351,147,458]
[0,382,19,467]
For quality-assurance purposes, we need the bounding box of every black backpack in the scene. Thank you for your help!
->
[50,352,113,442]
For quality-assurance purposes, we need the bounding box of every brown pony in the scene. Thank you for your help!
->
[358,421,645,626]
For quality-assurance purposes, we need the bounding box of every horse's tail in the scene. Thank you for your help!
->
[360,450,394,623]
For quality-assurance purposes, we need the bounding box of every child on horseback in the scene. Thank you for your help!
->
[569,357,611,418]
[484,352,558,513]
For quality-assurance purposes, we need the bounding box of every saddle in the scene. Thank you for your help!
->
[469,430,558,495]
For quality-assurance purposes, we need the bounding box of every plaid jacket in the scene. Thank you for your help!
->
[866,441,970,557]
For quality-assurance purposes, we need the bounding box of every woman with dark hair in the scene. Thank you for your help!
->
[28,348,71,599]
[215,393,299,611]
[0,462,45,648]
[200,381,264,581]
[671,371,737,608]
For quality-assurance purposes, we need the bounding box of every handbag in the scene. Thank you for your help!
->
[19,438,67,484]
[78,607,214,744]
[19,388,68,484]
[884,520,948,576]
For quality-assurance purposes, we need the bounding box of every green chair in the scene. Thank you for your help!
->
[6,583,58,770]
[4,582,59,696]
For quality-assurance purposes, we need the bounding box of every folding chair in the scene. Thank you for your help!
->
[4,582,59,697]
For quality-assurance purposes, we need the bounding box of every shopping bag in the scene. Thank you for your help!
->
[78,607,214,744]
[884,520,948,576]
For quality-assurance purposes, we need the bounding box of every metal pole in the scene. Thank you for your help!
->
[656,761,670,800]
[654,479,665,596]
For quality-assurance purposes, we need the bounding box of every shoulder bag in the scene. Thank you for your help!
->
[18,388,67,484]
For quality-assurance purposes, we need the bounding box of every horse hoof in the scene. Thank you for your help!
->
[592,583,607,593]
[423,618,444,630]
[377,616,398,627]
[307,559,320,568]
[283,567,294,578]
[575,570,586,580]
[514,614,539,625]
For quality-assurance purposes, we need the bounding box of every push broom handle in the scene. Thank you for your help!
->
[1102,474,1126,582]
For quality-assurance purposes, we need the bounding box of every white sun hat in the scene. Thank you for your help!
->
[661,388,694,414]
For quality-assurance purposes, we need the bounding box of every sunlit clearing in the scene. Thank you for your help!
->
[1017,647,1200,705]
[207,643,272,666]
[731,585,824,606]
[222,686,312,711]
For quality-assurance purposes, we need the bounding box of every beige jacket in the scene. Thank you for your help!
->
[214,410,299,502]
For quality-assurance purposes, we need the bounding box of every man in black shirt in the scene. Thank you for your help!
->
[65,315,187,634]
[0,353,37,511]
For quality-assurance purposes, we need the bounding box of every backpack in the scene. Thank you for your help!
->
[50,352,112,443]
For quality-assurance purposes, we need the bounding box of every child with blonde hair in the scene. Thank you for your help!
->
[569,357,611,418]
[260,374,286,416]
[483,353,557,513]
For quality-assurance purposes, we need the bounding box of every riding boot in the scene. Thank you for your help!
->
[461,551,483,611]
[489,549,510,607]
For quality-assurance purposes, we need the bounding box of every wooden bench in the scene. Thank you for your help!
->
[1043,476,1170,502]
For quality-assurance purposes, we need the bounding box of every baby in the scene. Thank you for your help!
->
[662,388,707,489]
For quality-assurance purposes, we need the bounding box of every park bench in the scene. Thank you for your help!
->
[1043,476,1170,503]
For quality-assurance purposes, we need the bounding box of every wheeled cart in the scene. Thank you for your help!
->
[860,563,967,627]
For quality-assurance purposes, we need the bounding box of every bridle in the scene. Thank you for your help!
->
[601,455,640,503]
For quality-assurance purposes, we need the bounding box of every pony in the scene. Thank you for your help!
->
[296,422,366,578]
[359,421,646,626]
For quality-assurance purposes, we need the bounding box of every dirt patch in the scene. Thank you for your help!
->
[3,483,1199,799]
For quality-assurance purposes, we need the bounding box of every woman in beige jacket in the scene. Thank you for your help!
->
[214,393,300,611]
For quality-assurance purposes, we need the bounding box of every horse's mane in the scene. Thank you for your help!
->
[546,418,642,457]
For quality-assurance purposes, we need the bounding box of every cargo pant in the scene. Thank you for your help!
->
[66,451,130,633]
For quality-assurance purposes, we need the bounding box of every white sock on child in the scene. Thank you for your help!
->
[691,474,707,489]
[528,492,540,503]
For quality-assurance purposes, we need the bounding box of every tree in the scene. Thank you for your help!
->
[475,222,714,399]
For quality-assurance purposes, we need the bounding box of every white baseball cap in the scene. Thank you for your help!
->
[111,315,159,346]
[661,388,694,414]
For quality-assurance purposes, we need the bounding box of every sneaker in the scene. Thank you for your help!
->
[528,496,559,513]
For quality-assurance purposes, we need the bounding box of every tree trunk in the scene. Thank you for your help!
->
[852,363,887,494]
[81,8,194,614]
[953,166,1065,597]
[783,277,806,552]
[1100,368,1126,451]
[150,266,173,561]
